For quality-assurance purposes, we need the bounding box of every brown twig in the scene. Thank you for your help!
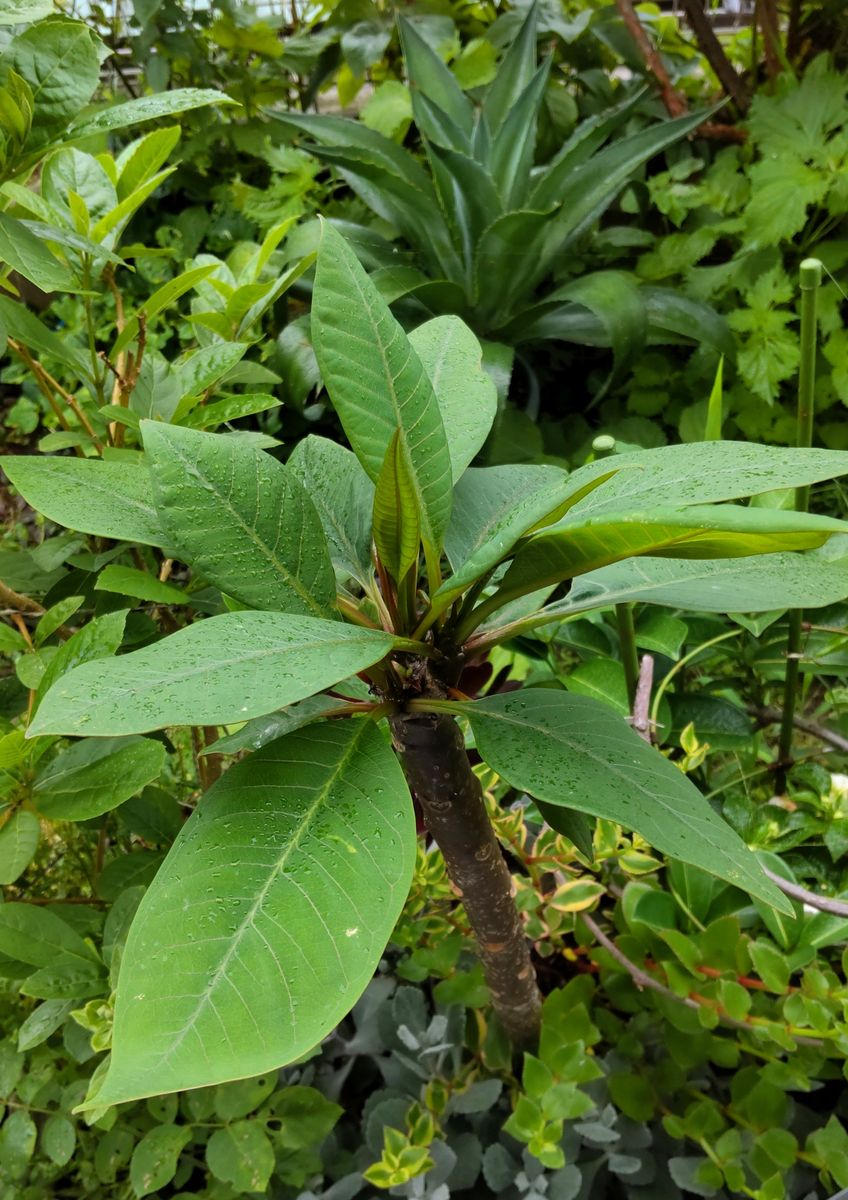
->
[631,653,655,744]
[757,0,783,78]
[615,0,688,117]
[9,339,102,451]
[761,867,848,918]
[0,581,44,617]
[750,706,848,756]
[581,911,823,1046]
[614,0,746,142]
[680,0,750,114]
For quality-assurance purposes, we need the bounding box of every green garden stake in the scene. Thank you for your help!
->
[777,257,823,787]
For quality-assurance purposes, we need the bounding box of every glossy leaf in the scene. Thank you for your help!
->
[0,903,101,968]
[498,505,847,606]
[438,463,618,610]
[312,223,452,557]
[142,422,336,618]
[409,316,497,482]
[399,16,473,147]
[94,720,416,1103]
[68,88,235,139]
[0,212,78,292]
[30,612,395,736]
[0,810,40,884]
[373,429,420,583]
[95,566,187,605]
[2,457,165,546]
[34,737,166,821]
[536,548,848,621]
[570,443,848,518]
[287,435,374,587]
[464,690,791,911]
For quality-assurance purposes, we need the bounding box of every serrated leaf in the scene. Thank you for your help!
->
[93,720,415,1103]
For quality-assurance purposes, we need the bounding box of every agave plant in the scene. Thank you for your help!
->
[272,6,729,394]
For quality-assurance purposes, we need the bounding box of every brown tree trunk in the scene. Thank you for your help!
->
[680,0,750,114]
[390,710,543,1047]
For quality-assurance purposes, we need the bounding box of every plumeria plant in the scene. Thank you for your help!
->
[5,222,848,1109]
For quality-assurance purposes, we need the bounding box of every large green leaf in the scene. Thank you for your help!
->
[569,443,848,517]
[2,457,165,547]
[436,463,618,611]
[67,88,234,139]
[29,612,395,737]
[0,19,100,142]
[312,223,452,560]
[287,436,374,588]
[142,422,336,619]
[0,810,40,885]
[532,548,848,623]
[497,505,847,607]
[0,213,78,292]
[409,317,497,482]
[33,737,166,822]
[464,690,791,911]
[92,720,416,1104]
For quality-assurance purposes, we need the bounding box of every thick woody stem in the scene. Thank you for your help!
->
[680,0,750,114]
[390,710,543,1047]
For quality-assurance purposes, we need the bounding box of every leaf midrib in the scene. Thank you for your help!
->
[159,439,329,618]
[151,721,369,1069]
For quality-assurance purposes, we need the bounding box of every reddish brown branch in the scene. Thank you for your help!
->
[680,0,750,114]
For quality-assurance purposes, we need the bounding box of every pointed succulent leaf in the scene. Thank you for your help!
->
[398,16,473,148]
[29,613,396,737]
[142,422,337,619]
[488,58,551,209]
[483,4,538,136]
[312,222,452,559]
[91,720,416,1104]
[409,316,497,482]
[464,690,792,911]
